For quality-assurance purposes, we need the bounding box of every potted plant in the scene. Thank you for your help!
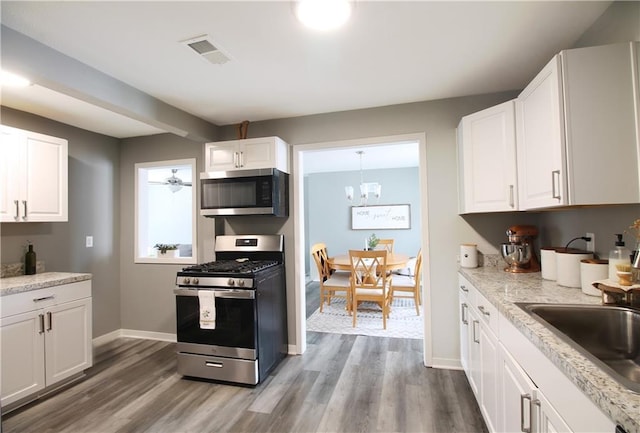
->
[367,234,379,250]
[154,243,179,257]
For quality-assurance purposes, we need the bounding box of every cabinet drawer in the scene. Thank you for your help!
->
[458,275,477,307]
[1,280,91,317]
[476,290,499,337]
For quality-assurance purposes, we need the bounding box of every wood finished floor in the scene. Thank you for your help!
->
[1,283,487,433]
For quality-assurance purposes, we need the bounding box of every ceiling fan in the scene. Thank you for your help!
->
[149,168,192,193]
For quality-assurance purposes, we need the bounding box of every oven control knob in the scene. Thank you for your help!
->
[193,278,199,285]
[184,278,191,284]
[238,280,245,287]
[228,279,235,286]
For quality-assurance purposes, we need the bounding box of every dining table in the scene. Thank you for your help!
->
[328,253,410,272]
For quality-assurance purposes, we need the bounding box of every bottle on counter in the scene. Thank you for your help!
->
[608,234,630,281]
[25,242,36,275]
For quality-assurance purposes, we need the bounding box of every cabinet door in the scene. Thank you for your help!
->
[459,100,517,213]
[499,343,536,433]
[479,323,499,433]
[516,55,567,209]
[44,297,92,385]
[0,126,25,222]
[468,306,481,398]
[24,132,68,222]
[241,140,278,170]
[0,310,45,406]
[459,291,470,373]
[534,390,573,433]
[204,142,239,171]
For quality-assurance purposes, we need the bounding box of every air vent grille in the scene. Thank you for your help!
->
[181,35,230,65]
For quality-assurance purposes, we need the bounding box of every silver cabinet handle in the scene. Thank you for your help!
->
[33,295,55,302]
[472,320,480,343]
[239,151,244,167]
[509,184,515,208]
[14,200,19,220]
[460,285,468,292]
[38,313,45,334]
[551,170,561,200]
[520,393,532,433]
[205,361,223,368]
[233,151,239,168]
[460,303,468,325]
[22,200,27,220]
[46,311,52,331]
[478,305,491,316]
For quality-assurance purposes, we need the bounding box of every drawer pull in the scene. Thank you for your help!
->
[460,285,468,292]
[478,305,491,317]
[205,361,223,368]
[33,295,55,302]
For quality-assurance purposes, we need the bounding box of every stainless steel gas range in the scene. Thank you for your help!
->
[174,234,287,385]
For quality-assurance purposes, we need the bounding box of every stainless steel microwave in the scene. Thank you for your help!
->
[200,168,289,217]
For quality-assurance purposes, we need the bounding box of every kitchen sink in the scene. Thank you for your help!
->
[516,303,640,393]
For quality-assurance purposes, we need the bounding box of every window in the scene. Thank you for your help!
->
[135,158,197,264]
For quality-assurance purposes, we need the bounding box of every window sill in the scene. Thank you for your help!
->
[135,257,197,265]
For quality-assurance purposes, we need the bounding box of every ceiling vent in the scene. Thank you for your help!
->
[181,35,230,65]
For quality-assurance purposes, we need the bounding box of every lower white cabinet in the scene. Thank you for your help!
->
[498,343,571,433]
[0,280,92,407]
[459,275,499,432]
[459,274,614,433]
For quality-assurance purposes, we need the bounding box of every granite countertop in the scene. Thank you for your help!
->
[1,272,92,296]
[459,266,639,433]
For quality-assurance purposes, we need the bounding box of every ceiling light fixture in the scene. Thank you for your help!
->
[295,0,352,31]
[345,151,381,206]
[0,70,31,87]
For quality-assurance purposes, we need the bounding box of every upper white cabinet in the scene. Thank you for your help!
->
[0,125,68,222]
[204,136,289,173]
[458,100,517,213]
[516,42,640,209]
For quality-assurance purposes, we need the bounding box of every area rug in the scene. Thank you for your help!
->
[306,298,423,339]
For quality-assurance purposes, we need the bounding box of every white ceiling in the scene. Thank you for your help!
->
[0,1,611,170]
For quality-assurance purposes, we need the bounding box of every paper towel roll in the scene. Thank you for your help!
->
[460,244,478,268]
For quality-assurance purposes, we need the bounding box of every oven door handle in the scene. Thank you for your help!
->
[174,288,255,299]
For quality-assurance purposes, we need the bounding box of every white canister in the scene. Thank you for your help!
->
[580,259,608,296]
[540,247,559,280]
[556,248,593,288]
[460,244,478,268]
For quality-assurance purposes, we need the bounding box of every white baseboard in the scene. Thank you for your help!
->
[121,329,177,342]
[93,329,176,348]
[430,357,463,370]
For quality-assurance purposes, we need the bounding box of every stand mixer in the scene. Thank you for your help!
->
[500,225,541,273]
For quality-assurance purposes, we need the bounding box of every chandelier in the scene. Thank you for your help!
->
[345,151,381,206]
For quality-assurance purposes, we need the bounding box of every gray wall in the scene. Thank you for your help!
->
[306,167,422,280]
[0,106,121,338]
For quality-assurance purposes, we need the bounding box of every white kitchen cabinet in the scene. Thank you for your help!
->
[516,42,640,210]
[458,275,499,433]
[204,136,289,173]
[0,280,92,408]
[458,100,518,213]
[0,125,68,222]
[498,343,572,433]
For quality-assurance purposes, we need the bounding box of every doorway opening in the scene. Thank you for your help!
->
[292,133,432,367]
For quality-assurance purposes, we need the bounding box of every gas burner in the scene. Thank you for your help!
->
[181,260,279,275]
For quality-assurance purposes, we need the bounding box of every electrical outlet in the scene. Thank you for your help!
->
[86,236,93,248]
[586,232,595,252]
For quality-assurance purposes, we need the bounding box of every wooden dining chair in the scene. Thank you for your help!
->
[390,250,422,315]
[348,249,391,329]
[376,239,394,253]
[311,243,351,312]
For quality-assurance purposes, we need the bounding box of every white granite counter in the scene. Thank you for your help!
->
[459,266,639,433]
[1,272,92,297]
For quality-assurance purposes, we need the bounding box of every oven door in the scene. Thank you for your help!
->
[174,288,257,360]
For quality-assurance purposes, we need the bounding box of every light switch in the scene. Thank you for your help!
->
[86,236,93,248]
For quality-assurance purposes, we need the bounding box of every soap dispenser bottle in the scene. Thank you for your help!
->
[25,241,36,275]
[608,234,630,281]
